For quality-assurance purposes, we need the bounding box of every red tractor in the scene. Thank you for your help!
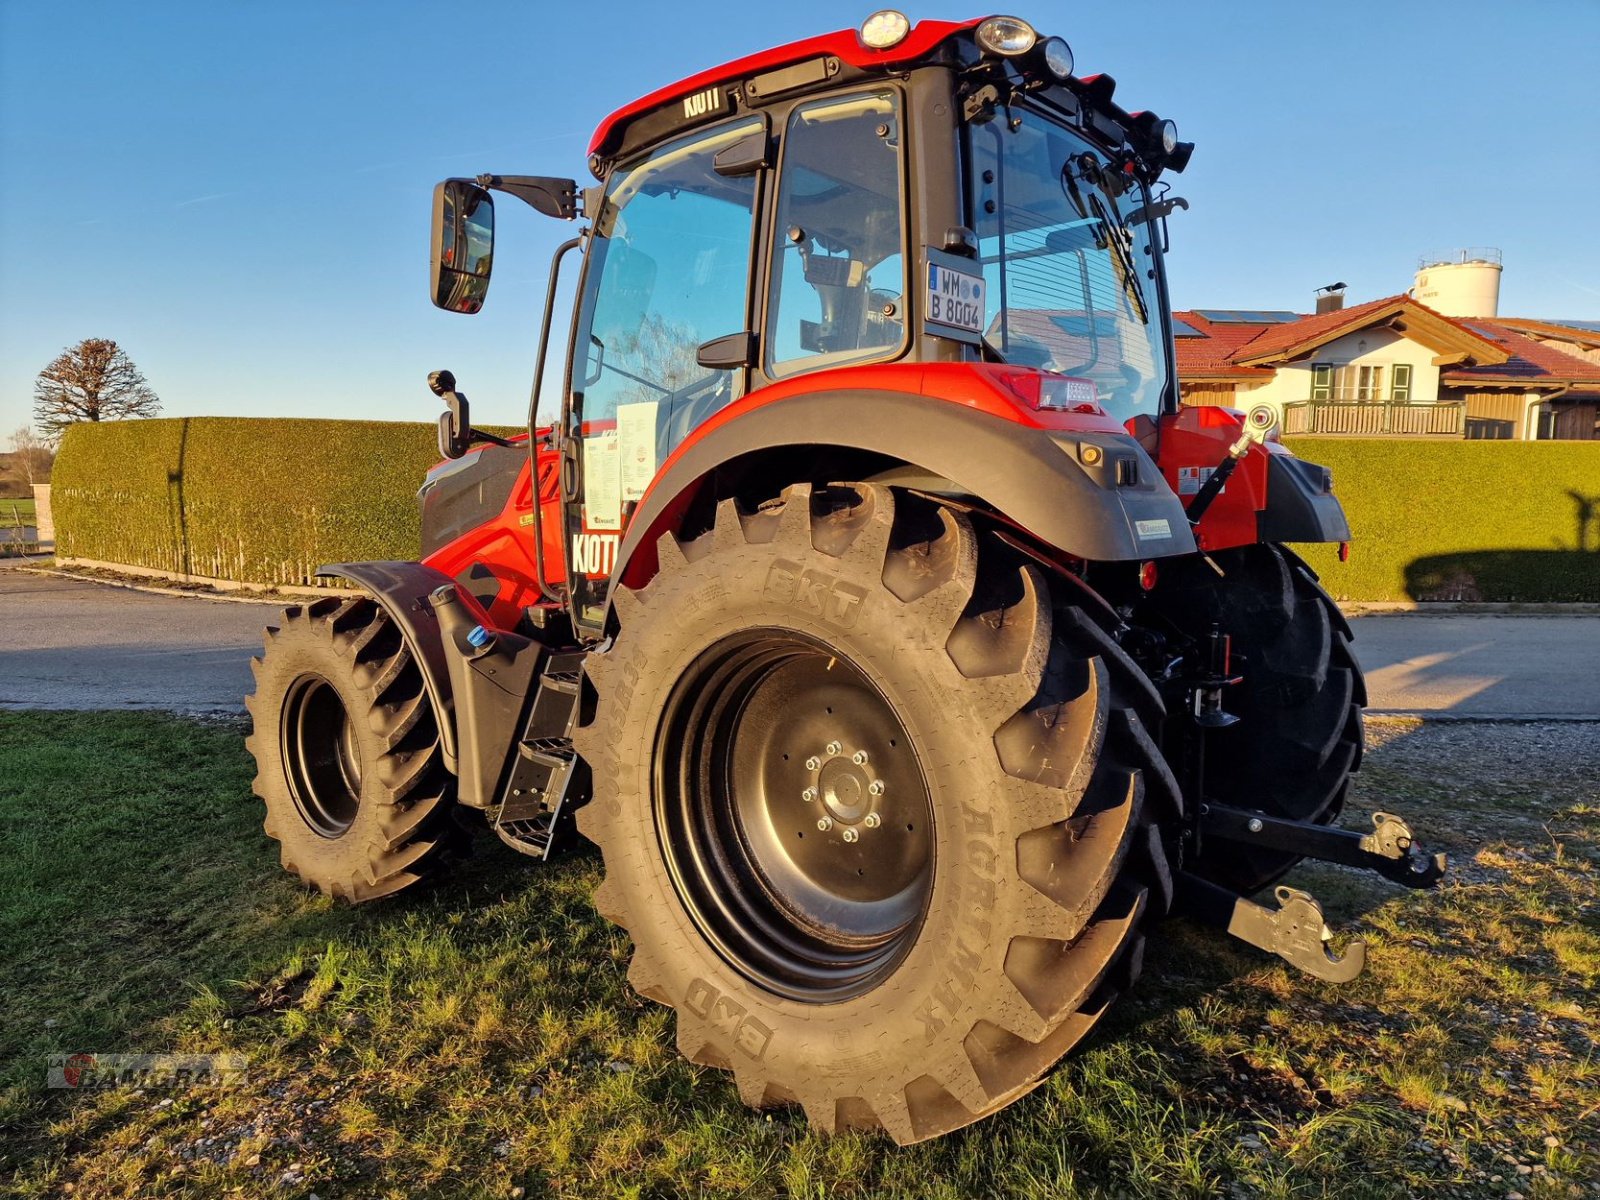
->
[247,13,1445,1143]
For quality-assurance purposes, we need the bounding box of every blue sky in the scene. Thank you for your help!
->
[2,1,1597,438]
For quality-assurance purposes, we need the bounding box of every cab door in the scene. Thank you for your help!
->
[564,117,767,628]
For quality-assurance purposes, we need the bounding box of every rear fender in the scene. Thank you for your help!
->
[613,387,1195,596]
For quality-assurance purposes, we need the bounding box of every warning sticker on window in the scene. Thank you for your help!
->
[1177,466,1222,497]
[616,401,658,503]
[583,432,621,531]
[925,261,985,333]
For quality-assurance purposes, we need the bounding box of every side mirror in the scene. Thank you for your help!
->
[431,370,472,459]
[430,180,495,314]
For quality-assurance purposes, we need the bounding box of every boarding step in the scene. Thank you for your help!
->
[492,651,588,859]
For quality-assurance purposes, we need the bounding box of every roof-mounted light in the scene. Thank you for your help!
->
[1155,118,1178,155]
[858,9,911,50]
[975,15,1036,56]
[1041,36,1074,80]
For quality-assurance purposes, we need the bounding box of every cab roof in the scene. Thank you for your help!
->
[588,17,981,159]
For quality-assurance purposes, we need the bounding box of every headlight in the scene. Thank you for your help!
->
[1041,36,1074,79]
[858,9,911,50]
[1156,118,1178,155]
[975,15,1036,56]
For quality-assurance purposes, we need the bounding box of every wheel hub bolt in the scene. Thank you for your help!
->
[817,816,833,831]
[868,779,886,797]
[863,812,881,829]
[1247,818,1263,833]
[801,787,818,802]
[825,741,843,756]
[852,750,869,765]
[805,756,821,771]
[842,827,859,843]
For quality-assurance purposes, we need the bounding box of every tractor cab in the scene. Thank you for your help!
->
[425,13,1226,630]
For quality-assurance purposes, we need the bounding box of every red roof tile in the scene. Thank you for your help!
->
[1223,294,1410,362]
[1226,293,1507,367]
[1171,312,1277,380]
[1494,317,1600,349]
[1442,320,1600,387]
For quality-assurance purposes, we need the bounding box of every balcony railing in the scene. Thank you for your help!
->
[1281,400,1466,437]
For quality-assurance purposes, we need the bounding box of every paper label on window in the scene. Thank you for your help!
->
[616,401,659,503]
[925,262,985,333]
[583,432,622,531]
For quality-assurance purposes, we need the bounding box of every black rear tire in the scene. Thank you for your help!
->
[575,484,1179,1143]
[1146,544,1365,894]
[245,595,460,901]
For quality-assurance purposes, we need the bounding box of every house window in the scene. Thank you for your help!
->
[1391,364,1413,402]
[1323,364,1383,400]
[1351,364,1384,400]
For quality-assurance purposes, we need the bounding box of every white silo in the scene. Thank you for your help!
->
[1410,249,1502,318]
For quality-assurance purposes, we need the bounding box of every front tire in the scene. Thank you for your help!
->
[575,484,1178,1143]
[245,596,459,901]
[1147,544,1365,894]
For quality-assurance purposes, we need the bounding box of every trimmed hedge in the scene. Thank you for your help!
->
[1284,438,1600,602]
[53,420,1600,600]
[53,418,455,587]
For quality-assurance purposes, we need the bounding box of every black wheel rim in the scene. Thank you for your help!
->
[655,630,934,1002]
[281,674,363,838]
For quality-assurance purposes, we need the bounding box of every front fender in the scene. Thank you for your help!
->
[614,388,1196,593]
[315,561,466,774]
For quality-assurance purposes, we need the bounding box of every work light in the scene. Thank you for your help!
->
[1155,118,1178,155]
[1041,36,1074,79]
[859,9,911,50]
[975,15,1036,55]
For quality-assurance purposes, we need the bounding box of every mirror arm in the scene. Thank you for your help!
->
[476,174,579,220]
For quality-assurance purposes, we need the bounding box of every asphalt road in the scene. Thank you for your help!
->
[0,565,277,713]
[1348,612,1600,719]
[2,563,1597,718]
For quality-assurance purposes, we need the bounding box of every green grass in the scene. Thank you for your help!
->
[0,498,36,526]
[1,712,1595,1198]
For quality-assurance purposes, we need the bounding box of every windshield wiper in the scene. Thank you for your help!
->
[1088,192,1149,326]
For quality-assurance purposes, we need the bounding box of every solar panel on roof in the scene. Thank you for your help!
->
[1537,318,1600,333]
[1192,309,1300,324]
[1170,317,1204,337]
[1464,323,1505,341]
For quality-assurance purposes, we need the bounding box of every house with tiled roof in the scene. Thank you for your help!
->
[1173,296,1600,440]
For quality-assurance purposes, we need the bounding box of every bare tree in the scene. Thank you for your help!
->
[6,426,53,487]
[32,338,161,442]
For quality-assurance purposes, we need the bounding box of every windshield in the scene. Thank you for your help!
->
[968,106,1169,424]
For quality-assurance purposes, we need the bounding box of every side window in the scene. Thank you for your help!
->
[567,119,761,627]
[1391,363,1413,401]
[767,91,905,378]
[576,119,762,461]
[1310,363,1333,401]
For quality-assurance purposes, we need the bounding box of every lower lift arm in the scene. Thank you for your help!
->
[1179,809,1447,983]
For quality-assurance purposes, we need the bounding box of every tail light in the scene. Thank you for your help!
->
[995,369,1103,414]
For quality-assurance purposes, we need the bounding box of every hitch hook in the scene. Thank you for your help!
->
[1179,874,1366,983]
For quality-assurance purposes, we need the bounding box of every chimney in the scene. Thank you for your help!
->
[1315,282,1347,315]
